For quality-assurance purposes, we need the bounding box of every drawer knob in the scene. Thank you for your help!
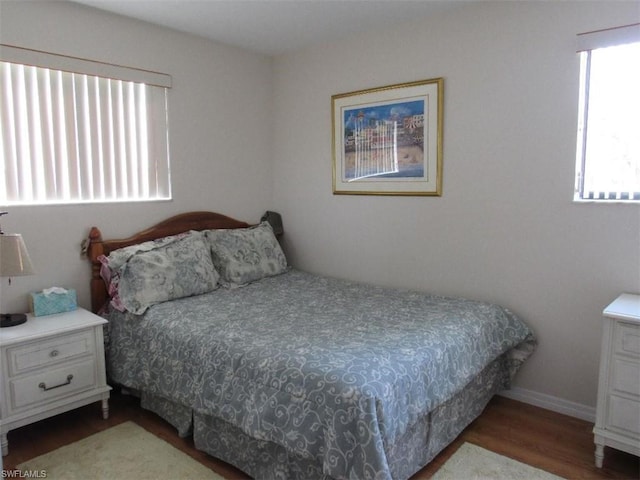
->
[38,374,73,391]
[50,350,59,357]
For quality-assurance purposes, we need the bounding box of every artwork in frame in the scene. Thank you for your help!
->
[332,78,443,196]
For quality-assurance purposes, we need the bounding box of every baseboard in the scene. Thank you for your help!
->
[499,387,596,423]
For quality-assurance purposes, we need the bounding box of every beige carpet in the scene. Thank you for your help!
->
[17,424,563,480]
[432,442,565,480]
[17,421,224,479]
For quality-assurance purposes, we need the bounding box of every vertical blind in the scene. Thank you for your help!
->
[0,45,172,205]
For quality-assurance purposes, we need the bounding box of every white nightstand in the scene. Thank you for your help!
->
[593,293,640,467]
[0,307,111,456]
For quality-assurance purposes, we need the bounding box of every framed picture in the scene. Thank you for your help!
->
[332,78,443,196]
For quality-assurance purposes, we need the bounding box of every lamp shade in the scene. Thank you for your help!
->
[0,234,35,277]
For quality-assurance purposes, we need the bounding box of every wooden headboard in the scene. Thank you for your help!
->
[87,211,250,313]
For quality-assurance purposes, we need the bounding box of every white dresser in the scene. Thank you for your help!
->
[0,308,111,456]
[593,293,640,467]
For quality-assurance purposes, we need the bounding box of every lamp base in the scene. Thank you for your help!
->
[0,313,27,328]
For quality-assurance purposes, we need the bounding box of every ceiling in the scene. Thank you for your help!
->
[72,0,473,56]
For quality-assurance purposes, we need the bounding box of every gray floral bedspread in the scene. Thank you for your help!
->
[105,269,536,480]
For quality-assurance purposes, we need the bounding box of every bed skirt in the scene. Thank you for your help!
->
[140,354,510,480]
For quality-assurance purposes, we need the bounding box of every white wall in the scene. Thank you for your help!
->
[2,0,639,415]
[0,1,274,312]
[272,1,640,411]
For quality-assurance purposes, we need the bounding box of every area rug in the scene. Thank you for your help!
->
[432,442,565,480]
[17,421,224,479]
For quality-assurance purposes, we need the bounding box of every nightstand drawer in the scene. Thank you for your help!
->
[9,360,97,411]
[614,322,640,358]
[7,330,94,376]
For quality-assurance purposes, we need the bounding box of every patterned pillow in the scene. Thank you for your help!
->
[98,232,192,312]
[106,231,219,314]
[205,221,287,287]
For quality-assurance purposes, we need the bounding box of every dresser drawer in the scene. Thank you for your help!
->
[7,330,95,376]
[8,359,97,412]
[612,357,640,398]
[607,394,640,437]
[614,322,640,358]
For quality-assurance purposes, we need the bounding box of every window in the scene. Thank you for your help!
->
[0,45,171,206]
[574,24,640,202]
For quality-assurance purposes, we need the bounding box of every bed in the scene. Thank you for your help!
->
[87,211,536,480]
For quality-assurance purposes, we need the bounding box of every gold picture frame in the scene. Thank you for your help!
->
[332,78,443,196]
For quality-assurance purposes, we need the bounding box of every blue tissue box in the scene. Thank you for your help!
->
[30,289,77,317]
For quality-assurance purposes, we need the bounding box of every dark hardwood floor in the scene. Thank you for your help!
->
[2,390,638,479]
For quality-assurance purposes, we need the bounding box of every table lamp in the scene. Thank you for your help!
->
[1,223,35,327]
